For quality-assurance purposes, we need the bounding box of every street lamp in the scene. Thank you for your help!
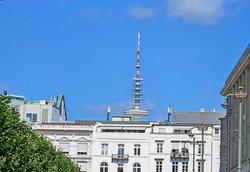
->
[221,86,248,172]
[198,122,208,172]
[235,86,248,172]
[188,123,207,172]
[188,133,196,172]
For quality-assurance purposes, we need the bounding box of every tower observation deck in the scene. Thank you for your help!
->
[124,32,149,121]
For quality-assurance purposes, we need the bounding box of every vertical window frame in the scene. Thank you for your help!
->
[156,142,163,153]
[101,144,108,155]
[156,160,163,172]
[172,162,178,172]
[100,162,108,172]
[134,144,141,156]
[182,162,188,172]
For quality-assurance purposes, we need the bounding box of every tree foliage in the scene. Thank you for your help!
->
[0,93,80,172]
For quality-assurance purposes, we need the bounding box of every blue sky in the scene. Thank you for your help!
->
[1,0,250,121]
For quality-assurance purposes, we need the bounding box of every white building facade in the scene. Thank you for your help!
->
[32,115,222,172]
[33,123,94,172]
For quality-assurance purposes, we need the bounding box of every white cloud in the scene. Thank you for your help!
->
[79,8,112,20]
[84,100,156,116]
[128,5,158,19]
[167,0,225,25]
[127,0,243,25]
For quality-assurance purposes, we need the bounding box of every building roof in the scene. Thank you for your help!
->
[75,120,150,125]
[221,44,250,95]
[172,111,226,125]
[155,122,216,127]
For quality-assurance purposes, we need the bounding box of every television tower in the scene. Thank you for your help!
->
[124,32,149,120]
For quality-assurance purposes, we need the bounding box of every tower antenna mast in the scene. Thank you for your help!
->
[124,32,149,120]
[136,32,141,78]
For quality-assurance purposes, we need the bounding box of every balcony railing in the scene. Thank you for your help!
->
[170,152,189,160]
[112,154,129,160]
[112,154,129,163]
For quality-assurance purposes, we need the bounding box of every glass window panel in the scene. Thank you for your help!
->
[32,114,37,122]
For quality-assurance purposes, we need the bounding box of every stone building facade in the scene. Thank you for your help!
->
[220,44,250,172]
[32,112,223,172]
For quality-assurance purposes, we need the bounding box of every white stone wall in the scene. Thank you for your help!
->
[34,122,221,172]
[16,102,66,123]
[91,123,221,172]
[33,124,93,172]
[18,103,52,123]
[91,123,151,172]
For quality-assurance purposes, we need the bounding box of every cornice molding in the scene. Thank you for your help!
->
[221,46,250,95]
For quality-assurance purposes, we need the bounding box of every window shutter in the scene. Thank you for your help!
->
[42,109,49,123]
[158,128,166,133]
[77,161,87,171]
[172,142,179,149]
[59,143,69,152]
[78,143,88,152]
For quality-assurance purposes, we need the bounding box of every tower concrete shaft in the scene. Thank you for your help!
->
[124,32,149,121]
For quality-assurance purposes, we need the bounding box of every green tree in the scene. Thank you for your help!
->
[0,93,80,172]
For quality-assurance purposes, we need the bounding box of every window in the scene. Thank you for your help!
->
[118,144,124,155]
[102,129,145,133]
[101,144,108,155]
[77,161,87,172]
[198,162,201,172]
[215,128,219,134]
[77,143,88,155]
[134,144,141,155]
[133,163,141,172]
[172,162,178,172]
[59,142,69,154]
[26,113,37,122]
[182,162,188,172]
[174,129,190,134]
[182,148,189,156]
[157,143,163,153]
[157,142,163,153]
[171,141,179,155]
[100,162,108,172]
[174,129,181,133]
[172,149,179,154]
[156,160,163,172]
[158,128,166,133]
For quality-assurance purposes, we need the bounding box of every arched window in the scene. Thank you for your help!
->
[100,162,108,172]
[133,163,141,172]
